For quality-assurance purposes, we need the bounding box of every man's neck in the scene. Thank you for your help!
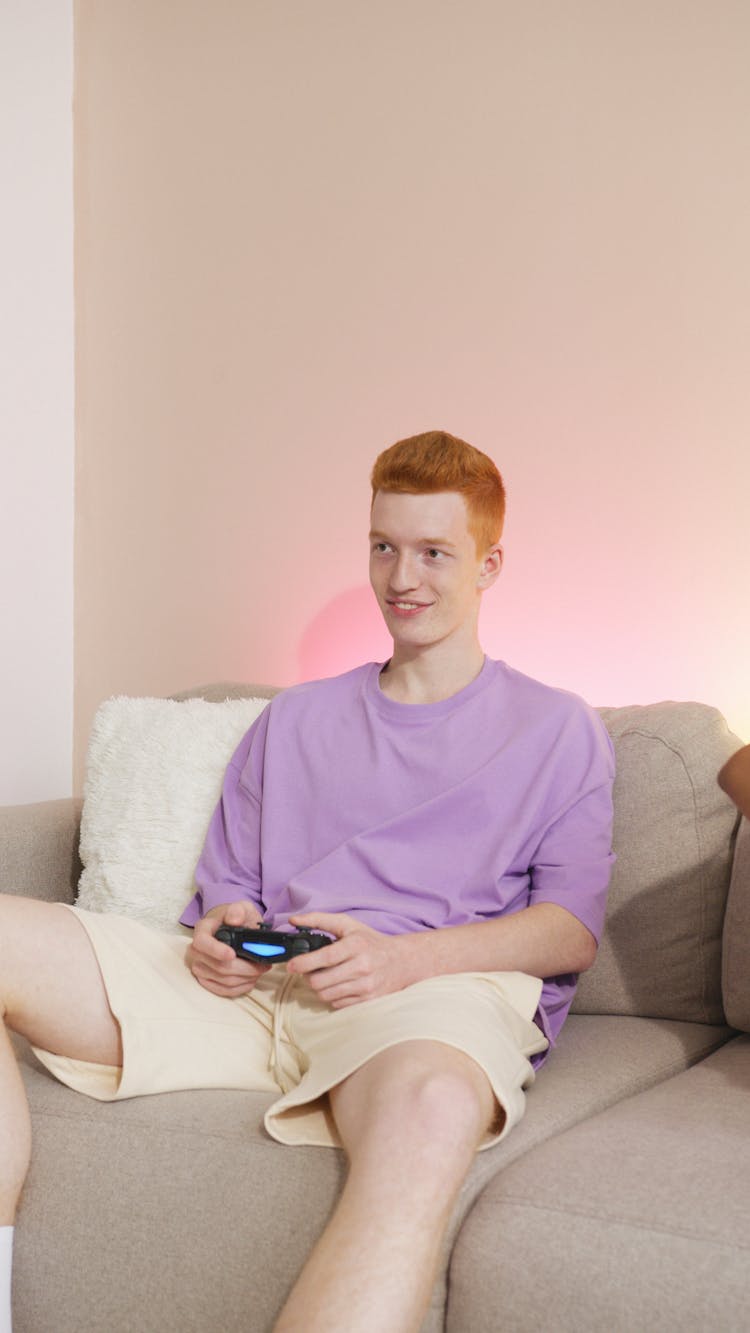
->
[378,642,486,705]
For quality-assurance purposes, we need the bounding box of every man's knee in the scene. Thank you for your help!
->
[333,1042,497,1158]
[396,1048,496,1146]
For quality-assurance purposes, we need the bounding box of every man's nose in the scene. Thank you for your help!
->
[390,554,419,591]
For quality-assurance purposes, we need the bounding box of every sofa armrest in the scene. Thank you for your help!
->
[0,799,82,905]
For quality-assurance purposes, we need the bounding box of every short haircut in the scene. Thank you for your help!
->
[370,430,506,554]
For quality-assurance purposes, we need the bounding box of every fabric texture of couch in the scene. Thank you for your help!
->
[3,682,749,1332]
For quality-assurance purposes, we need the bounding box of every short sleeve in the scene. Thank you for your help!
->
[527,707,615,942]
[528,778,615,942]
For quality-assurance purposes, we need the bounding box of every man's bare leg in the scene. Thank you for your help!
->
[0,895,122,1225]
[274,1040,497,1333]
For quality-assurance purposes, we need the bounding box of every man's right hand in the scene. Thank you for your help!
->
[188,901,271,996]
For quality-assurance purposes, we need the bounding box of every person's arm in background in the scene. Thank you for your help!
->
[718,743,750,819]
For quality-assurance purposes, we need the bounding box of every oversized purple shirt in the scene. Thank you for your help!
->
[181,658,616,1059]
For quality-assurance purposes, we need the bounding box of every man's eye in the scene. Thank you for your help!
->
[426,548,443,560]
[372,542,390,554]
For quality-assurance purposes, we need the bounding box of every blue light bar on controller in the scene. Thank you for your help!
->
[243,942,287,957]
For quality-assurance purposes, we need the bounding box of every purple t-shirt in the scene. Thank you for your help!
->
[182,658,615,1057]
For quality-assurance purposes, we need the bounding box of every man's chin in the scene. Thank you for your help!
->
[388,623,438,652]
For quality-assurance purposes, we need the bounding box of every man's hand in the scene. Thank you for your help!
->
[188,901,270,997]
[286,912,421,1008]
[287,902,597,1007]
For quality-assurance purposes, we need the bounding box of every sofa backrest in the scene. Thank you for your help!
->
[722,816,750,1032]
[572,701,742,1025]
[171,681,280,704]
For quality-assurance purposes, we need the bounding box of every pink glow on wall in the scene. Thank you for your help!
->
[298,587,392,683]
[285,549,749,747]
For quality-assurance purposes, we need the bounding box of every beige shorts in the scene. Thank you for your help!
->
[33,907,548,1151]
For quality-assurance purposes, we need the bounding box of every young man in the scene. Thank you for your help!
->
[0,431,615,1333]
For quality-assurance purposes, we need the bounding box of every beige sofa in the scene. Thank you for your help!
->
[3,684,749,1332]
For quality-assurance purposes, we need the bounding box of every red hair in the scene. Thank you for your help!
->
[370,430,505,554]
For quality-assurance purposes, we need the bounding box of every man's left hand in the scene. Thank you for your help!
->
[286,912,421,1007]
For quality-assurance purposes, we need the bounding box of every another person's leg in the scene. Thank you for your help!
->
[274,1039,496,1333]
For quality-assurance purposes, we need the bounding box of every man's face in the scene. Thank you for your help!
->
[368,490,501,652]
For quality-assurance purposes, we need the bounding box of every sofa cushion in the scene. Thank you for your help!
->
[14,1014,731,1333]
[573,701,742,1024]
[723,816,750,1031]
[77,695,270,931]
[446,1035,750,1333]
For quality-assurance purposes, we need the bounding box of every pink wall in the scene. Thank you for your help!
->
[74,2,750,788]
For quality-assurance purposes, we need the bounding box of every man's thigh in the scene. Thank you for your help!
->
[0,894,122,1065]
[25,906,286,1101]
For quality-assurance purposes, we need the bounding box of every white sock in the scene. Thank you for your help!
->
[0,1227,13,1333]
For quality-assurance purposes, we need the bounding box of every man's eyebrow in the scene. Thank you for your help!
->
[368,530,457,548]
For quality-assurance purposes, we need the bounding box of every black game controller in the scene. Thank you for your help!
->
[215,923,332,964]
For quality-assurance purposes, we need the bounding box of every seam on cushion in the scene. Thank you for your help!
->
[28,1105,284,1144]
[488,1195,750,1252]
[615,726,710,1023]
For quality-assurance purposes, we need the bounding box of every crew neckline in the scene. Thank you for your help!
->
[365,656,497,721]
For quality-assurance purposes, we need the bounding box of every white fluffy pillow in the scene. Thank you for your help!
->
[77,696,270,933]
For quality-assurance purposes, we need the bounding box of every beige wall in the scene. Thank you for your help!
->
[74,1,750,790]
[1,2,73,804]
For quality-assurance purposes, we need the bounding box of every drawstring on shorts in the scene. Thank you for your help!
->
[270,971,298,1092]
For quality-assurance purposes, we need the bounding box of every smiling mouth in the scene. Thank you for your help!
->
[386,600,432,613]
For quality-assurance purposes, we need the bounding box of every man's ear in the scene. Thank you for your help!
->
[477,544,503,589]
